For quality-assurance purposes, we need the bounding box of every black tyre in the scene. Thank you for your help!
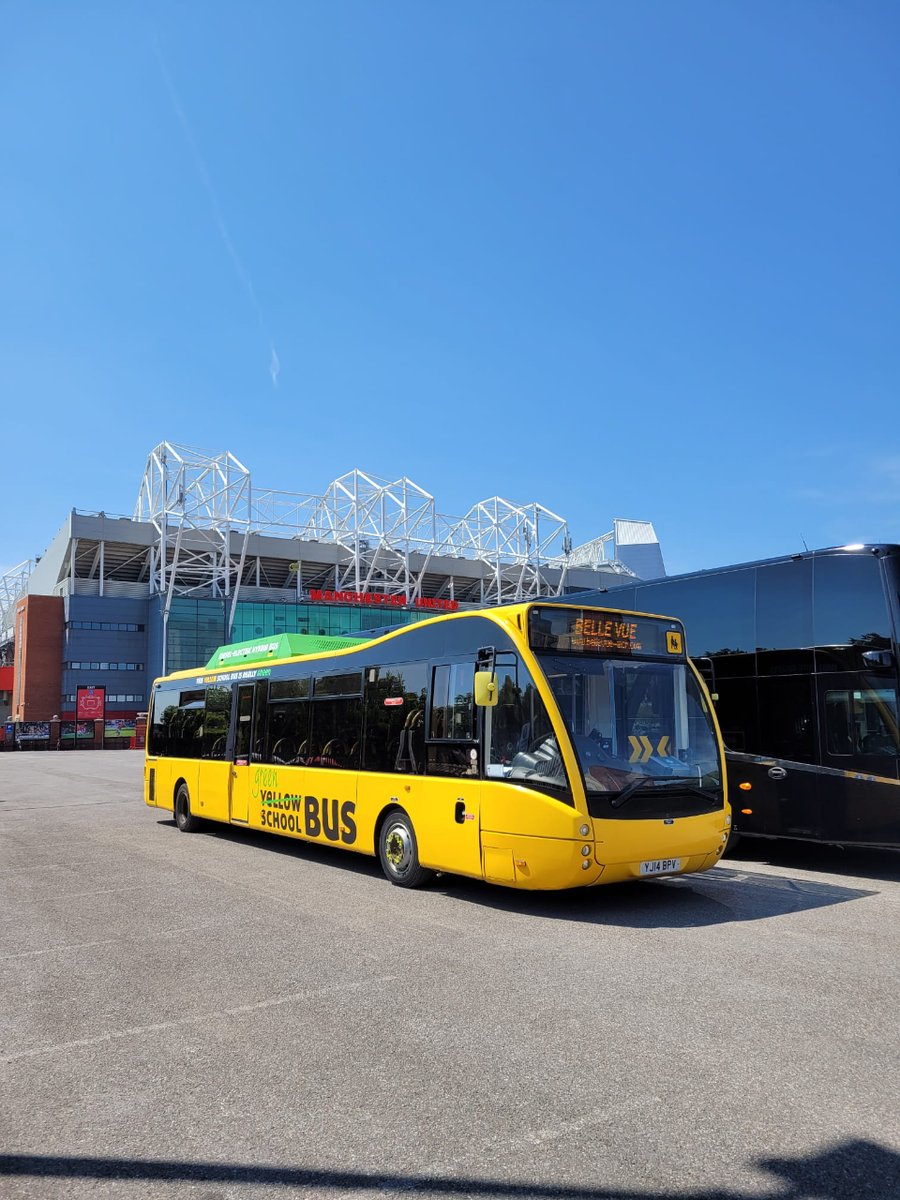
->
[174,783,202,833]
[377,809,434,888]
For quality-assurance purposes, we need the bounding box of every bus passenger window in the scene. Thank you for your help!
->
[427,662,477,777]
[430,664,474,741]
[308,698,362,769]
[234,686,254,760]
[158,689,205,758]
[485,658,567,791]
[203,686,231,760]
[266,702,309,764]
[361,661,427,774]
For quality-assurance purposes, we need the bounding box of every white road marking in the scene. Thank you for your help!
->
[1,975,398,1064]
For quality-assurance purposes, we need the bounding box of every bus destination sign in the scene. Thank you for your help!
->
[528,607,685,658]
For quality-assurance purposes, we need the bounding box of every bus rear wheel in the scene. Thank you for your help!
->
[378,810,434,888]
[174,783,202,833]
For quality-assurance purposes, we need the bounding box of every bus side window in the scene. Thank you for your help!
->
[234,684,255,760]
[361,661,427,774]
[203,686,230,760]
[149,683,181,756]
[162,689,204,758]
[308,697,362,769]
[487,658,566,790]
[427,662,476,776]
[266,701,309,765]
[486,657,525,774]
[251,678,268,761]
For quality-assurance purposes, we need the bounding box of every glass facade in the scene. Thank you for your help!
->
[165,598,430,672]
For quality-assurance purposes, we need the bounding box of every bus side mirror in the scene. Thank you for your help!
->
[474,671,498,707]
[862,650,894,669]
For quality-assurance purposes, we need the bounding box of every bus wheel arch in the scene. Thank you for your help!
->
[174,780,202,833]
[375,805,434,889]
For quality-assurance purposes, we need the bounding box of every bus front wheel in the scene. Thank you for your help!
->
[377,810,434,888]
[174,783,202,833]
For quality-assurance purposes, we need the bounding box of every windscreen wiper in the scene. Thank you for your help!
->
[608,777,716,810]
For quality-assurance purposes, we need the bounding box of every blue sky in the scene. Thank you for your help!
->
[2,0,898,577]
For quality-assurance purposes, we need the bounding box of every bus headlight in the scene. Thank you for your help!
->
[582,860,591,870]
[579,824,590,836]
[581,845,591,856]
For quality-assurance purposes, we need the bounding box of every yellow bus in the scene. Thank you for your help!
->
[143,602,730,889]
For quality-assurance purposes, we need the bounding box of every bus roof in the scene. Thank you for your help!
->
[557,542,900,598]
[155,599,689,685]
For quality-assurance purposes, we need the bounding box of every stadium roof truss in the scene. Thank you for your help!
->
[132,442,638,619]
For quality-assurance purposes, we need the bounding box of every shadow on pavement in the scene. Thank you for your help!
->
[160,819,876,930]
[727,837,900,884]
[432,863,874,929]
[1,1137,897,1197]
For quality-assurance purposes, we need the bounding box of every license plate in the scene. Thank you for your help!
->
[640,857,681,876]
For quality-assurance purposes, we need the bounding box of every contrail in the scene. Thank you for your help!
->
[154,39,281,387]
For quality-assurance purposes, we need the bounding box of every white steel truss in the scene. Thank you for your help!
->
[134,443,252,670]
[438,497,574,604]
[134,442,631,619]
[0,560,33,644]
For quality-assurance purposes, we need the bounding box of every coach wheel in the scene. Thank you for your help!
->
[174,783,202,833]
[378,810,434,889]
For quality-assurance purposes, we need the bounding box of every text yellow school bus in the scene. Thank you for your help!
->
[144,603,730,889]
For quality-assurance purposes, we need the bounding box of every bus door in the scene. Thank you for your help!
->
[229,682,258,823]
[195,683,233,823]
[817,672,900,844]
[755,676,821,839]
[412,661,482,878]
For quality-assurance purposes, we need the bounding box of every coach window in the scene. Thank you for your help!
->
[756,559,814,676]
[814,554,892,670]
[485,656,562,787]
[826,684,900,758]
[824,691,853,755]
[639,573,756,677]
[758,677,817,764]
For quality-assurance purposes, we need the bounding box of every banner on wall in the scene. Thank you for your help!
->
[76,686,105,721]
[104,719,136,739]
[61,722,94,741]
[16,722,50,741]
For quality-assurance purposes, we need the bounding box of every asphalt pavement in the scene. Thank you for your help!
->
[1,750,898,1199]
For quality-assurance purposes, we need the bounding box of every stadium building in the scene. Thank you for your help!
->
[0,442,666,736]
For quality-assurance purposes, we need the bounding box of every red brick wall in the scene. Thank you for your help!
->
[14,596,64,721]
